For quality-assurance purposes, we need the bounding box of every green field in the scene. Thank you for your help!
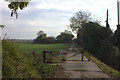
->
[16,43,70,57]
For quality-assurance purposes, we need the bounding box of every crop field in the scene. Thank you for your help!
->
[16,43,70,58]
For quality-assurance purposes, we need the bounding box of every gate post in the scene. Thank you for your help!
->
[81,52,84,61]
[88,54,90,61]
[62,56,66,61]
[43,50,46,63]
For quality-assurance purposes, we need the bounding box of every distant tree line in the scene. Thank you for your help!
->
[33,30,74,44]
[70,10,120,71]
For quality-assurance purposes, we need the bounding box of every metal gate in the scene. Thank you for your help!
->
[43,50,90,63]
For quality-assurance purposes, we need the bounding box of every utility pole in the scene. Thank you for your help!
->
[117,0,120,31]
[117,0,120,60]
[117,0,120,25]
[81,28,82,47]
[106,9,109,29]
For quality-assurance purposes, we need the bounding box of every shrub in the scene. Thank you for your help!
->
[2,40,40,78]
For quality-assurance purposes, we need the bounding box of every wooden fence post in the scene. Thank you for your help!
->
[32,51,36,61]
[50,51,53,63]
[43,50,46,63]
[32,51,36,66]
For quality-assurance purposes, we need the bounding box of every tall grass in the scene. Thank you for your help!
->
[8,42,69,78]
[2,41,69,78]
[84,51,120,77]
[2,40,41,78]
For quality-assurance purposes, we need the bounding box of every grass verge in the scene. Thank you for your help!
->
[84,51,120,78]
[15,43,69,78]
[2,41,68,78]
[36,63,57,78]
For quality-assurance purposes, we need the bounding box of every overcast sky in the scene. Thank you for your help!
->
[0,0,118,39]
